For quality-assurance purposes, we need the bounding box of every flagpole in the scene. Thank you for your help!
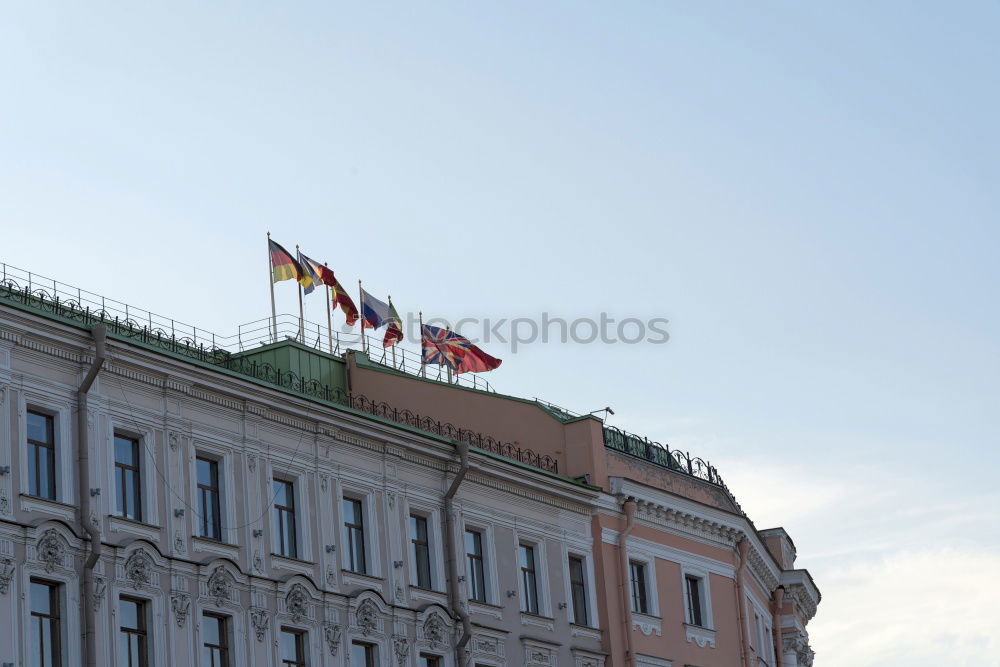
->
[419,311,426,378]
[389,295,397,369]
[324,263,333,354]
[295,245,305,343]
[267,232,277,344]
[358,279,366,355]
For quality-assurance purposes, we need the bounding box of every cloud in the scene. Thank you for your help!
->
[719,461,1000,666]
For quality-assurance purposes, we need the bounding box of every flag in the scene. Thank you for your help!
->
[383,300,403,347]
[269,240,302,283]
[421,324,502,374]
[455,343,502,374]
[298,252,337,287]
[360,289,392,329]
[297,252,358,325]
[296,250,321,295]
[331,276,359,326]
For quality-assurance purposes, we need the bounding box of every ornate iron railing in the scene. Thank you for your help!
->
[603,425,726,488]
[0,277,556,474]
[0,261,493,392]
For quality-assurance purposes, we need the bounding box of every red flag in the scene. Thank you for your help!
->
[454,343,502,374]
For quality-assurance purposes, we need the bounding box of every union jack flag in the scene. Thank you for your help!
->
[421,324,469,370]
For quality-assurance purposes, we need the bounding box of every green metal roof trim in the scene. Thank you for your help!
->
[0,283,581,485]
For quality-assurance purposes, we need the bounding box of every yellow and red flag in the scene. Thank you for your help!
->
[298,252,359,326]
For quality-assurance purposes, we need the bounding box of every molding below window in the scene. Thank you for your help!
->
[107,515,162,541]
[409,586,448,606]
[570,623,602,640]
[191,535,240,560]
[341,569,384,589]
[520,611,555,631]
[469,599,504,620]
[19,494,75,521]
[685,623,717,649]
[271,553,316,576]
[631,611,662,637]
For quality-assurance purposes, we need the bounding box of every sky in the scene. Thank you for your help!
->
[2,2,999,664]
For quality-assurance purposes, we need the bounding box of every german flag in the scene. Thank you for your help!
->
[269,240,302,283]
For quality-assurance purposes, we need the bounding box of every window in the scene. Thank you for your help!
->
[202,613,230,667]
[280,628,306,667]
[119,597,148,667]
[351,641,376,667]
[419,655,442,667]
[685,575,704,626]
[568,556,589,625]
[465,529,487,602]
[630,560,649,614]
[410,514,432,589]
[342,498,367,573]
[30,579,61,667]
[519,543,539,614]
[197,457,222,540]
[27,411,56,500]
[753,610,762,651]
[114,434,142,521]
[273,479,297,558]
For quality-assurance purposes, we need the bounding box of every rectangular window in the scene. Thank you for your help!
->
[30,579,61,667]
[202,612,230,667]
[568,556,589,625]
[351,641,376,667]
[419,655,442,667]
[114,434,142,521]
[519,543,539,614]
[27,411,56,500]
[629,560,649,614]
[465,529,487,602]
[119,597,148,667]
[273,479,297,558]
[686,575,704,626]
[410,514,432,589]
[280,628,306,667]
[197,457,222,540]
[343,497,367,573]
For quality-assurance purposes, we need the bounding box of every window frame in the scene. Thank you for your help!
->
[279,627,307,667]
[272,477,299,559]
[568,554,590,626]
[196,455,223,541]
[519,542,540,615]
[419,653,443,667]
[464,527,488,603]
[629,560,650,615]
[114,433,143,522]
[679,568,714,629]
[342,496,368,574]
[409,512,433,589]
[26,409,57,500]
[118,595,149,667]
[201,611,230,667]
[351,641,378,667]
[29,578,62,667]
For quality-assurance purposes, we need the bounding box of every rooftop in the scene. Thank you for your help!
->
[0,259,729,494]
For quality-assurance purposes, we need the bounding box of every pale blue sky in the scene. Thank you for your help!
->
[2,3,999,664]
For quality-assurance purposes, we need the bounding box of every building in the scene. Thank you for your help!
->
[0,264,818,666]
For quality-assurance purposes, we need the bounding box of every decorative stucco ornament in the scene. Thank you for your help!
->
[286,583,309,622]
[0,558,14,594]
[324,624,342,655]
[393,635,410,666]
[207,566,234,605]
[423,612,446,647]
[124,549,153,588]
[250,607,270,641]
[171,593,191,627]
[356,599,378,636]
[36,529,66,573]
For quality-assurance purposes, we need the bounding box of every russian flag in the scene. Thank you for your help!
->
[360,289,392,329]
